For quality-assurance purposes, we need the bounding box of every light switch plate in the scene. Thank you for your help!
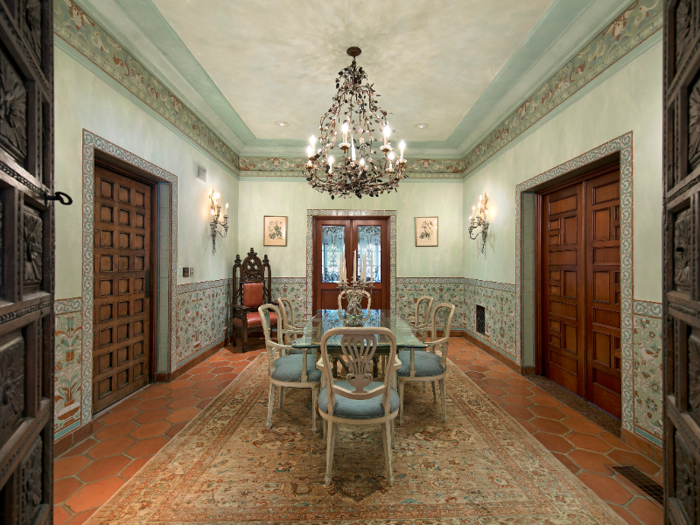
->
[189,267,195,277]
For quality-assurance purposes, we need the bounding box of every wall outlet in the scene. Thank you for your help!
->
[183,267,190,277]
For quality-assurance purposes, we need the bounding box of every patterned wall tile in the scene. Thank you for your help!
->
[633,314,663,442]
[175,280,232,367]
[271,277,308,323]
[396,278,465,331]
[464,281,516,358]
[54,301,83,439]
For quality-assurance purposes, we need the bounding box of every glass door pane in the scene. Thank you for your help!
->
[322,225,345,282]
[357,225,381,282]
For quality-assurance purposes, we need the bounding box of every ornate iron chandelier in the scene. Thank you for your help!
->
[305,47,407,199]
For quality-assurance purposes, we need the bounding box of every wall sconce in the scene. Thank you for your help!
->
[468,193,489,253]
[209,189,229,254]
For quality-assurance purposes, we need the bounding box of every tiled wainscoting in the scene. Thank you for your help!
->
[54,277,663,453]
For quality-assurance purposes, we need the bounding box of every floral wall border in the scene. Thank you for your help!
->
[81,130,179,425]
[461,0,662,177]
[177,278,232,294]
[515,132,635,433]
[55,297,81,314]
[305,210,397,317]
[54,0,240,173]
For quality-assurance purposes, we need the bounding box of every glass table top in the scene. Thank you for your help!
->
[291,309,427,350]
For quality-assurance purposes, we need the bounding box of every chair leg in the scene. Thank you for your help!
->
[324,422,337,486]
[391,419,395,449]
[431,381,437,402]
[311,388,318,433]
[279,386,284,408]
[267,383,275,430]
[384,421,394,486]
[422,382,427,393]
[398,380,405,426]
[322,418,326,440]
[242,329,248,353]
[440,379,447,419]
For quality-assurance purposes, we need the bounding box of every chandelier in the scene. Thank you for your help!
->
[305,47,407,199]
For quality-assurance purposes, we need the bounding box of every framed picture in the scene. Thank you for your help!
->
[264,216,287,246]
[415,217,438,247]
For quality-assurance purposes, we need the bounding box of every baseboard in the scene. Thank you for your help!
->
[461,332,523,374]
[157,335,234,382]
[54,421,94,456]
[621,428,664,464]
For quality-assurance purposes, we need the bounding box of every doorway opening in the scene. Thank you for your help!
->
[312,216,390,312]
[536,161,622,419]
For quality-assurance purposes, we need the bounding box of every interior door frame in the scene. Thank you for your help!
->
[311,215,391,313]
[94,159,159,385]
[535,161,620,386]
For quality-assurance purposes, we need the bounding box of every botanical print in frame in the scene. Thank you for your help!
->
[264,216,288,246]
[415,217,438,247]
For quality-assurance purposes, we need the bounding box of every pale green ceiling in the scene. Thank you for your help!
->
[76,0,633,158]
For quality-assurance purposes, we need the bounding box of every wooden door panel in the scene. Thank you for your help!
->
[542,184,585,397]
[0,1,55,522]
[93,166,150,413]
[586,170,621,419]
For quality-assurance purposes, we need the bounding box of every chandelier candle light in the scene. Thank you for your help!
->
[209,189,229,254]
[338,248,374,324]
[468,193,490,253]
[305,47,407,199]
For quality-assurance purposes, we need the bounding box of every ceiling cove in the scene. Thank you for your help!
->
[75,0,634,159]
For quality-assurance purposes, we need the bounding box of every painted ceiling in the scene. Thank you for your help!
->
[77,0,633,157]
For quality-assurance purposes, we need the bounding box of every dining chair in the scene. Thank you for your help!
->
[317,327,401,486]
[259,304,320,432]
[406,296,433,339]
[337,289,371,314]
[397,302,455,424]
[276,296,305,345]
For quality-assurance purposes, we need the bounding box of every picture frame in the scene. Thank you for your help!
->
[263,216,288,246]
[415,217,438,247]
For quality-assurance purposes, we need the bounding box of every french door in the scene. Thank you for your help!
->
[312,217,390,313]
[539,164,622,418]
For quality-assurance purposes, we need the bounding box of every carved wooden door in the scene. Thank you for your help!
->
[663,2,700,522]
[92,165,151,413]
[0,0,56,523]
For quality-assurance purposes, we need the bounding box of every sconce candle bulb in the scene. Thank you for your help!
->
[209,189,229,254]
[468,193,490,253]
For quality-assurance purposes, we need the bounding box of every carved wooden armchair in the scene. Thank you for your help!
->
[232,248,275,352]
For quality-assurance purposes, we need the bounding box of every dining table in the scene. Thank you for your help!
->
[291,309,427,377]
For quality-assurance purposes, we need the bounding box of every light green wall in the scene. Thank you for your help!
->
[463,40,662,303]
[54,42,239,300]
[237,179,464,277]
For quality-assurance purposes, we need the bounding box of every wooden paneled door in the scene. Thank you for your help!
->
[663,2,700,522]
[312,217,390,313]
[93,165,152,413]
[539,164,621,418]
[0,0,56,523]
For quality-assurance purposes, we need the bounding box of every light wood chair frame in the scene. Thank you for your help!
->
[398,302,456,425]
[337,289,371,317]
[276,296,305,344]
[406,296,434,338]
[259,304,319,433]
[318,327,401,486]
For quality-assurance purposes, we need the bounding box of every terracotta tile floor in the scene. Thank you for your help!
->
[53,339,663,525]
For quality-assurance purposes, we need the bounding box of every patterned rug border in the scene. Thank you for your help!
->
[87,353,626,525]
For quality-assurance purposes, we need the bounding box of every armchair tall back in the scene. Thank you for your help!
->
[318,327,400,486]
[232,248,273,351]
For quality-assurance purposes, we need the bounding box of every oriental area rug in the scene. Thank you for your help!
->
[87,355,625,524]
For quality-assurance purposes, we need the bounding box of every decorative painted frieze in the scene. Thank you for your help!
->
[633,299,662,318]
[53,0,240,173]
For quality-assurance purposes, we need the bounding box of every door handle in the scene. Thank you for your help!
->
[145,270,150,299]
[44,190,73,206]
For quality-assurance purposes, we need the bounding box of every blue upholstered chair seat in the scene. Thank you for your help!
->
[397,350,445,377]
[318,381,400,419]
[285,348,305,355]
[270,354,321,382]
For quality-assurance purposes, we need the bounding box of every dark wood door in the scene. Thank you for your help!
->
[541,183,586,397]
[312,217,390,313]
[585,170,622,419]
[540,166,621,417]
[663,2,700,522]
[0,0,55,523]
[93,166,151,413]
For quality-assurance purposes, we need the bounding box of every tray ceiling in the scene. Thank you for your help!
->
[76,0,632,157]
